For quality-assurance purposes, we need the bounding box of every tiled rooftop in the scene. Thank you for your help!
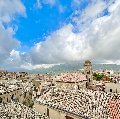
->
[36,88,120,119]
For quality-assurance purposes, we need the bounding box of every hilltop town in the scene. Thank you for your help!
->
[0,61,120,119]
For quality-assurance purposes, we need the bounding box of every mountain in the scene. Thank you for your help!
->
[30,62,120,74]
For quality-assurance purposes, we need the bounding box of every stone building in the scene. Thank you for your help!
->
[0,87,22,103]
[0,79,34,107]
[84,60,93,89]
[55,72,87,90]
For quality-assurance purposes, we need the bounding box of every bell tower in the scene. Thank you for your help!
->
[84,60,93,88]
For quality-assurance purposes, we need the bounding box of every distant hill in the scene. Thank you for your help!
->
[30,62,120,74]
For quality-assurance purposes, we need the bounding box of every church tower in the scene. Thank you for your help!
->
[84,60,93,88]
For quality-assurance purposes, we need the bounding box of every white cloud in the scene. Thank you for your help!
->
[20,63,60,70]
[10,50,21,62]
[0,0,26,67]
[72,0,108,31]
[3,49,31,69]
[0,24,20,62]
[29,0,120,65]
[30,24,92,64]
[0,0,26,23]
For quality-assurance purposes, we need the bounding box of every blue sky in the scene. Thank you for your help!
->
[0,0,120,70]
[16,0,73,48]
[15,0,91,49]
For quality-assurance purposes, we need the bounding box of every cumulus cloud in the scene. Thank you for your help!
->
[0,24,20,62]
[0,0,26,23]
[1,0,120,71]
[72,0,113,31]
[30,24,92,64]
[30,0,120,65]
[0,0,26,68]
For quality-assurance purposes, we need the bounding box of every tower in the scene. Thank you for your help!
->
[84,60,93,88]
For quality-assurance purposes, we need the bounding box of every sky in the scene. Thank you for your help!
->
[0,0,120,71]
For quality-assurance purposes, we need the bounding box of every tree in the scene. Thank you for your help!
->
[93,73,104,81]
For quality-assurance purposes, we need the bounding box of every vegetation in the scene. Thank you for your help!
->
[93,73,104,81]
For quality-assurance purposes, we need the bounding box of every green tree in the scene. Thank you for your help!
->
[93,73,104,81]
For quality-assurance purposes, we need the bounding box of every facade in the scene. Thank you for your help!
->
[105,83,120,93]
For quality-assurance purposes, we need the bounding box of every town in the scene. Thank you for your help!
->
[0,60,120,119]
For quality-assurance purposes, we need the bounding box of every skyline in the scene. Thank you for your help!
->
[0,0,120,71]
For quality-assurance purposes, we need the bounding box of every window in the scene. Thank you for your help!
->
[87,71,90,74]
[89,78,90,82]
[7,98,8,102]
[11,94,14,100]
[86,82,88,88]
[47,108,49,117]
[110,89,112,92]
[0,97,2,103]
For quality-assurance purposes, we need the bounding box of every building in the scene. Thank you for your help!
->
[54,72,87,90]
[34,88,120,119]
[84,60,93,89]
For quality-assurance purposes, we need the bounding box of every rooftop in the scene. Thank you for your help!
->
[36,88,120,119]
[0,101,49,119]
